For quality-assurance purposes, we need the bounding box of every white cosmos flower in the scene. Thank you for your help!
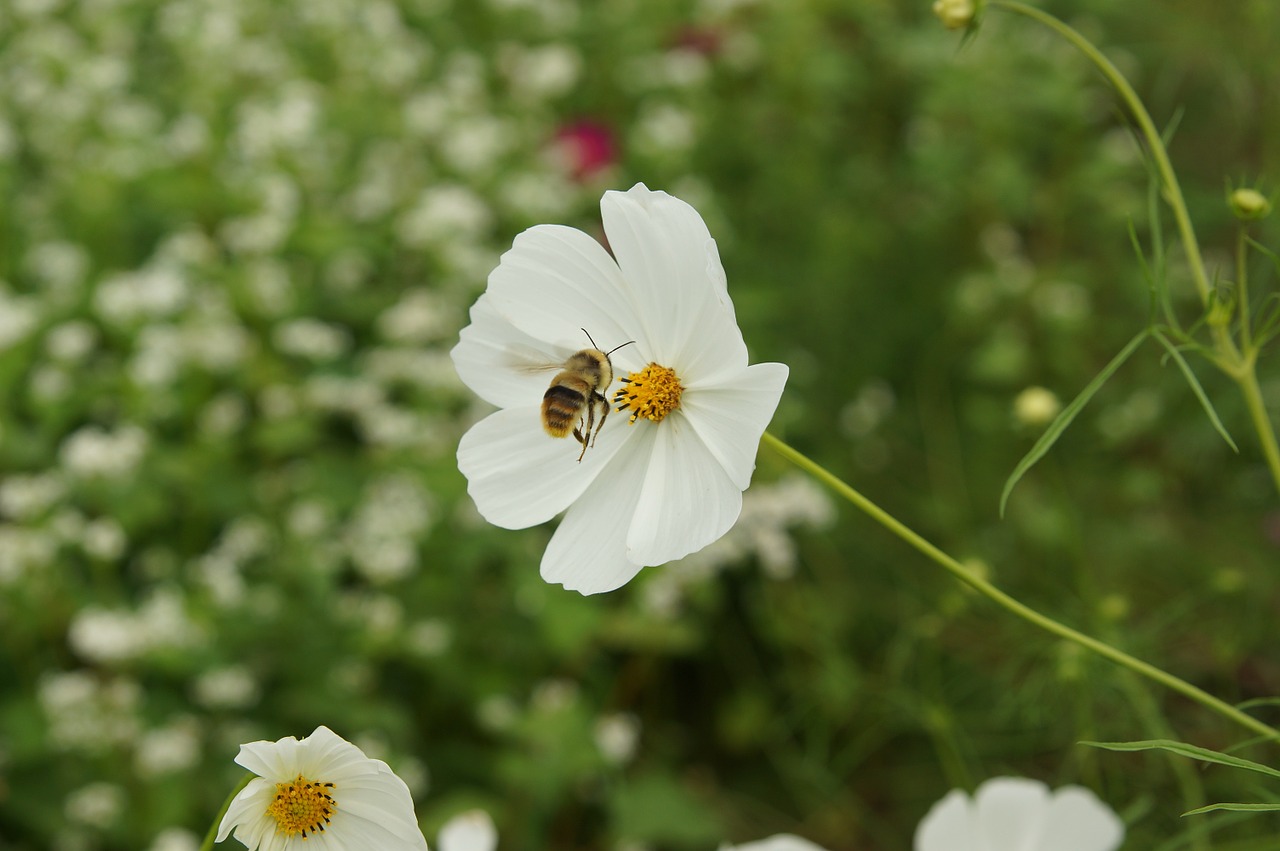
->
[914,777,1124,851]
[216,725,429,851]
[452,183,788,595]
[721,835,830,851]
[438,809,498,851]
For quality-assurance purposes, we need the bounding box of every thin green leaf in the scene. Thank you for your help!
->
[1082,739,1280,781]
[1000,331,1148,517]
[1238,697,1280,712]
[1151,330,1238,452]
[1184,802,1280,817]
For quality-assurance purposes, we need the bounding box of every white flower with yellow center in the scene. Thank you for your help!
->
[215,725,429,851]
[914,777,1124,851]
[453,183,788,595]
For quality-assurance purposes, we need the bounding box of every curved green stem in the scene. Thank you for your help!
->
[762,431,1280,743]
[200,772,254,851]
[988,1,1214,313]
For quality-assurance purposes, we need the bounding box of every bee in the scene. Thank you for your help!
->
[541,330,633,462]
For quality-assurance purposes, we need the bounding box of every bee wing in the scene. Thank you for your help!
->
[502,344,564,375]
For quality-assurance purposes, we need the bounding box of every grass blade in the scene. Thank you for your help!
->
[1082,738,1280,781]
[1184,802,1280,817]
[1000,330,1149,517]
[1151,330,1238,452]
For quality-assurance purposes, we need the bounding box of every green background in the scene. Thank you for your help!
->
[1,0,1278,848]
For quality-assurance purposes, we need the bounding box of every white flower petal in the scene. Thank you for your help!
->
[332,771,429,850]
[484,224,645,357]
[1037,786,1125,851]
[625,415,742,566]
[540,428,656,594]
[438,809,498,851]
[724,835,829,851]
[217,778,273,842]
[974,777,1050,850]
[679,362,788,490]
[451,294,574,409]
[913,788,981,851]
[236,736,297,779]
[458,405,636,530]
[600,185,748,379]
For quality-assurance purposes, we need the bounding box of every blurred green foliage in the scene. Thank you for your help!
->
[0,0,1278,849]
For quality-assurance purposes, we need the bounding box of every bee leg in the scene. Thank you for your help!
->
[589,392,609,447]
[574,405,596,462]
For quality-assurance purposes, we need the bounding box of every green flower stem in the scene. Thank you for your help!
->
[200,772,254,851]
[1237,229,1253,352]
[761,431,1280,743]
[987,1,1213,312]
[1239,367,1280,492]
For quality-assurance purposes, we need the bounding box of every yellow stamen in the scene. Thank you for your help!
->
[266,774,337,840]
[613,363,683,424]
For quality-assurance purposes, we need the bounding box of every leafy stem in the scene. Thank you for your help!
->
[985,0,1280,495]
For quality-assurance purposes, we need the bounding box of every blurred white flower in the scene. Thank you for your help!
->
[135,719,201,777]
[0,524,57,583]
[438,810,498,851]
[59,424,149,479]
[500,42,581,100]
[45,320,99,361]
[65,782,125,829]
[147,828,200,851]
[632,103,696,156]
[193,665,261,711]
[0,290,39,351]
[594,712,640,765]
[406,619,453,657]
[0,473,65,520]
[397,184,493,249]
[216,725,428,850]
[914,777,1124,851]
[82,517,127,561]
[94,267,189,325]
[721,837,829,851]
[274,317,352,361]
[377,289,458,344]
[38,671,141,752]
[453,184,788,594]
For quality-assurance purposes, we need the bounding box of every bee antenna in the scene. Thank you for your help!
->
[581,328,600,350]
[605,340,636,357]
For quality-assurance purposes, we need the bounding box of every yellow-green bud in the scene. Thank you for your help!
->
[1229,188,1271,221]
[1097,593,1129,622]
[932,0,975,30]
[1013,386,1062,428]
[1207,292,1234,328]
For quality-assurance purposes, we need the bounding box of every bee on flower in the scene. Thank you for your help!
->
[452,183,788,594]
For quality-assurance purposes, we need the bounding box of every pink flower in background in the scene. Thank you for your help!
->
[553,120,617,181]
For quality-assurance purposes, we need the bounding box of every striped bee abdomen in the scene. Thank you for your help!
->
[542,381,587,437]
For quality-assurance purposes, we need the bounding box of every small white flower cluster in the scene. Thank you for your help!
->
[67,589,205,666]
[59,424,149,479]
[38,670,141,753]
[344,474,434,584]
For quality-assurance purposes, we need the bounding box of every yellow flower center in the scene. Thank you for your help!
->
[266,774,336,840]
[613,363,683,424]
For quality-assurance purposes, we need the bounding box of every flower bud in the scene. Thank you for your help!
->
[1229,187,1271,221]
[1013,386,1061,428]
[1207,292,1234,328]
[932,0,976,30]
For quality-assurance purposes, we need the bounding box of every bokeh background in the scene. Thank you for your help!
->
[1,0,1279,848]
